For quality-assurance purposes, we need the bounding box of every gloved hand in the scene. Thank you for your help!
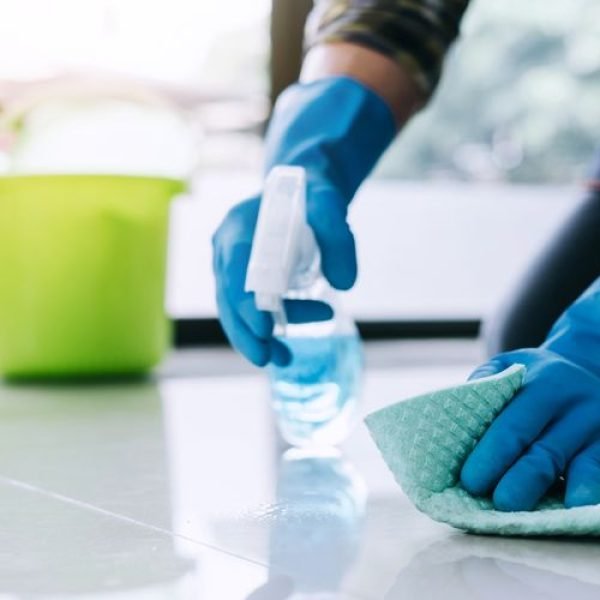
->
[212,77,396,366]
[461,277,600,511]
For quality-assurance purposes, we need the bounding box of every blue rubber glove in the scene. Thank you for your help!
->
[461,277,600,511]
[212,77,396,366]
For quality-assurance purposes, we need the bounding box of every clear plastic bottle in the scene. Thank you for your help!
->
[245,166,363,447]
[269,275,363,447]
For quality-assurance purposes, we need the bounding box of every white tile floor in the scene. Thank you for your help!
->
[0,340,598,599]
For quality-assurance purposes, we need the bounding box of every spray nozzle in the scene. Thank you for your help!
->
[245,166,319,328]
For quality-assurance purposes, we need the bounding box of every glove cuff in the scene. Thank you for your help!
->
[264,76,396,202]
[542,277,600,377]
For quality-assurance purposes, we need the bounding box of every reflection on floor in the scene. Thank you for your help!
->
[0,340,597,599]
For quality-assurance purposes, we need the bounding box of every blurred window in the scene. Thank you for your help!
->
[0,0,271,171]
[0,0,270,91]
[376,0,600,184]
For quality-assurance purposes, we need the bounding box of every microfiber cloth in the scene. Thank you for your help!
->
[365,364,600,536]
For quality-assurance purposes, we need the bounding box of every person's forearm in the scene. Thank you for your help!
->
[304,0,471,118]
[301,42,424,128]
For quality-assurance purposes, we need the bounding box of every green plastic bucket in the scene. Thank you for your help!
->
[0,174,185,379]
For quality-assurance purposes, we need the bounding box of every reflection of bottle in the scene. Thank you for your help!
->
[246,166,363,447]
[250,448,366,599]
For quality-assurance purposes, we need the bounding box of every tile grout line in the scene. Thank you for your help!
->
[0,474,268,571]
[0,476,372,600]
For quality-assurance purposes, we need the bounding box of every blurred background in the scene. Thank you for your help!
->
[0,0,598,339]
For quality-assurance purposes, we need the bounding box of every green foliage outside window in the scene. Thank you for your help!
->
[376,0,600,183]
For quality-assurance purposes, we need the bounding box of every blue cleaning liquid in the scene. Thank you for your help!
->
[268,333,363,446]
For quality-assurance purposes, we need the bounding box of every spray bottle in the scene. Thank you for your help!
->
[246,166,363,446]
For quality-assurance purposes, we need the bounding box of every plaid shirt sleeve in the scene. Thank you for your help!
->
[305,0,471,97]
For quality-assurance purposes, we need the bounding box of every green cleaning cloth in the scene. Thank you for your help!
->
[365,364,600,536]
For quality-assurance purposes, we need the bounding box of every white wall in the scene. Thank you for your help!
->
[167,173,578,320]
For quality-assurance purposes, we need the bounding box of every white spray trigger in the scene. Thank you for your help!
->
[245,166,319,326]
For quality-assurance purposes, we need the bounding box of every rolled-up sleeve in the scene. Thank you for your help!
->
[305,0,471,97]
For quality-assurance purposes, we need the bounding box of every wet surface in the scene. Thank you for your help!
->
[0,341,597,599]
